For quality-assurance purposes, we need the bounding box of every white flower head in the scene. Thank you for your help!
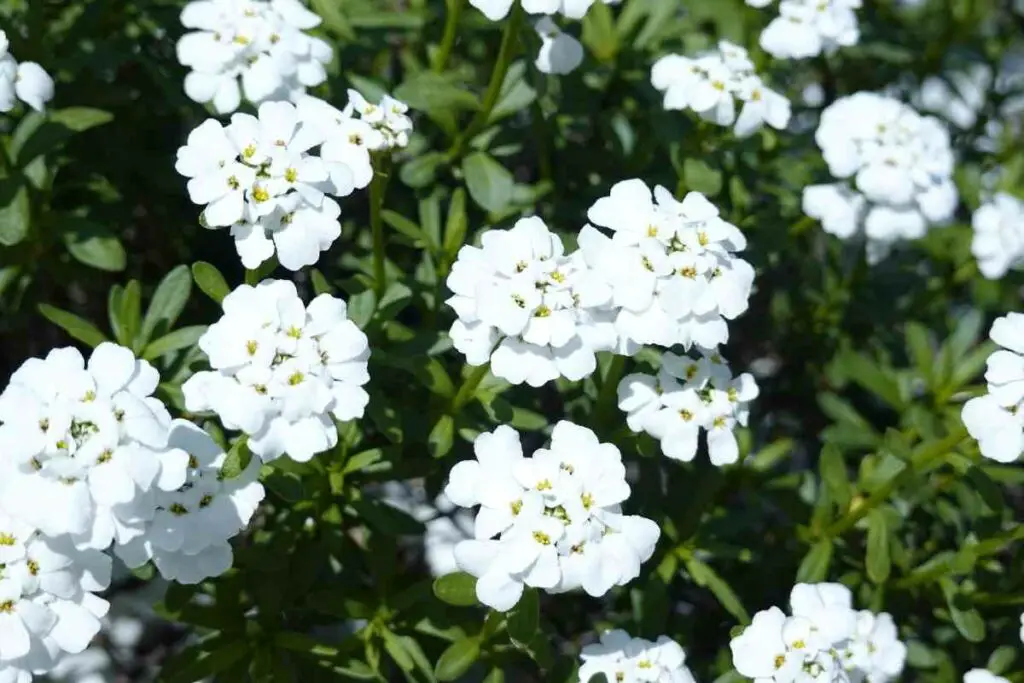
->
[618,349,758,466]
[651,41,791,138]
[177,99,378,270]
[442,422,660,610]
[0,510,111,671]
[183,279,370,464]
[582,179,754,350]
[446,216,618,387]
[468,0,619,21]
[0,344,184,551]
[964,671,1011,683]
[579,630,697,683]
[971,192,1024,280]
[114,420,265,584]
[534,18,584,75]
[962,313,1024,463]
[750,0,862,60]
[0,30,55,113]
[177,0,333,114]
[804,92,957,262]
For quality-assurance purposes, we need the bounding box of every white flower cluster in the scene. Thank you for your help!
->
[965,671,1010,683]
[446,216,617,387]
[961,313,1024,463]
[470,0,619,22]
[183,279,370,464]
[0,31,54,113]
[0,512,110,682]
[177,0,332,114]
[580,179,755,350]
[617,349,759,467]
[971,193,1024,280]
[579,630,697,683]
[177,96,410,271]
[747,0,861,60]
[0,344,266,680]
[651,41,792,138]
[443,422,660,611]
[803,92,957,263]
[730,583,907,683]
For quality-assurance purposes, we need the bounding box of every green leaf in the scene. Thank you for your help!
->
[941,579,985,642]
[351,498,425,535]
[682,158,723,197]
[38,304,108,347]
[429,415,455,458]
[0,180,31,246]
[143,326,206,360]
[221,438,252,480]
[866,509,891,583]
[162,639,249,683]
[507,588,539,645]
[443,188,468,258]
[343,448,385,474]
[400,152,446,189]
[904,322,934,382]
[394,72,479,115]
[60,217,126,272]
[434,639,480,682]
[490,61,537,124]
[838,351,904,408]
[462,152,513,214]
[347,290,377,329]
[581,1,618,61]
[796,539,833,583]
[819,444,852,511]
[191,261,231,304]
[684,556,750,624]
[141,265,192,344]
[382,629,415,672]
[987,646,1016,675]
[119,280,142,350]
[310,268,334,295]
[433,572,478,607]
[382,209,429,245]
[482,669,506,683]
[16,107,113,165]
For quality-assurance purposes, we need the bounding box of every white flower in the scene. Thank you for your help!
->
[752,0,862,60]
[964,671,1010,683]
[183,279,370,464]
[177,99,379,270]
[0,511,111,672]
[0,31,55,113]
[847,611,907,683]
[177,0,333,114]
[443,422,659,611]
[534,18,584,75]
[446,216,617,387]
[618,349,758,466]
[345,89,414,150]
[0,344,183,551]
[582,179,754,350]
[962,313,1024,463]
[804,92,957,262]
[971,192,1024,280]
[579,630,697,683]
[468,0,619,21]
[651,42,791,137]
[114,420,265,584]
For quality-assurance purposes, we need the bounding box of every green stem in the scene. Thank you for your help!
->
[431,0,465,73]
[595,354,627,424]
[452,363,491,412]
[824,426,968,538]
[446,1,524,161]
[370,160,392,298]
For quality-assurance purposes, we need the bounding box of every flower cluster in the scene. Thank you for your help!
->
[470,0,619,22]
[446,216,617,387]
[176,0,332,114]
[579,630,697,683]
[617,349,759,466]
[747,0,861,60]
[443,422,660,611]
[961,313,1024,463]
[114,420,265,585]
[730,582,906,683]
[183,279,371,464]
[651,41,791,138]
[0,30,54,113]
[803,92,957,263]
[580,179,755,350]
[965,671,1010,683]
[0,512,111,681]
[971,192,1024,280]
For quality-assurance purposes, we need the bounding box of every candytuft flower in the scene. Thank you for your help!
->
[749,0,862,60]
[971,192,1024,280]
[579,630,697,683]
[0,30,55,113]
[962,313,1024,463]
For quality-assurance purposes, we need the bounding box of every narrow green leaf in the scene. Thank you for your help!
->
[904,322,934,383]
[38,304,108,347]
[796,539,833,583]
[120,280,142,350]
[443,188,468,257]
[220,437,252,480]
[987,646,1016,675]
[382,209,428,245]
[0,180,31,246]
[434,639,480,682]
[941,579,986,642]
[866,510,891,583]
[382,629,415,672]
[507,588,539,645]
[143,326,207,360]
[191,261,231,304]
[16,107,113,165]
[162,639,248,683]
[343,448,385,474]
[819,444,852,511]
[429,415,455,458]
[394,72,479,115]
[310,268,334,295]
[62,218,126,272]
[433,572,479,607]
[684,556,750,624]
[141,265,192,344]
[462,152,513,214]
